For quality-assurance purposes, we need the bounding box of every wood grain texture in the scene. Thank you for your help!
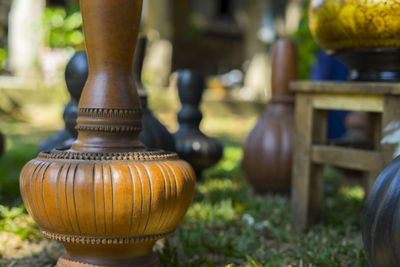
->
[312,93,383,112]
[291,93,313,229]
[290,81,400,95]
[72,0,144,153]
[312,145,384,172]
[21,152,195,239]
[20,151,195,266]
[308,110,327,225]
[19,0,197,266]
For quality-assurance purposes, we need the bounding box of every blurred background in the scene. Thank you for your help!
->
[0,0,317,157]
[0,0,317,203]
[0,1,367,266]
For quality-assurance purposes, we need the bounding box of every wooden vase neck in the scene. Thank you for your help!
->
[270,38,297,104]
[71,0,144,153]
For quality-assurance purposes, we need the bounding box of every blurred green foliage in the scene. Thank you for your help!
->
[0,122,53,206]
[42,5,84,49]
[292,7,320,79]
[0,205,39,239]
[0,48,7,73]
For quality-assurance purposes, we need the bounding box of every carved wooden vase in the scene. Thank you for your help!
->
[41,36,175,153]
[242,38,297,194]
[134,36,176,152]
[174,70,223,178]
[19,1,196,266]
[309,0,400,81]
[39,51,88,152]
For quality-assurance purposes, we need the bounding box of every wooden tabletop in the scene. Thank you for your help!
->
[290,81,400,95]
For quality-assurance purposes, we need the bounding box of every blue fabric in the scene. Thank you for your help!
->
[311,50,349,139]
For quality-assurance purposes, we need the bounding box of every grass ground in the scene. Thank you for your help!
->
[158,145,368,266]
[0,88,369,266]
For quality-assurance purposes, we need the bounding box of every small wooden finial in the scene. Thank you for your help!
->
[270,38,298,100]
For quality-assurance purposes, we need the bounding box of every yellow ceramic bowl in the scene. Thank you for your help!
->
[309,0,400,51]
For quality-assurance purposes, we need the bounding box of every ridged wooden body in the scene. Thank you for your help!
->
[20,150,195,265]
[19,0,196,266]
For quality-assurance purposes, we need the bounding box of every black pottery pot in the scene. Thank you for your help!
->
[174,70,223,178]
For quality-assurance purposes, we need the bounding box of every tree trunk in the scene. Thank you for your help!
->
[8,0,45,77]
[145,0,172,40]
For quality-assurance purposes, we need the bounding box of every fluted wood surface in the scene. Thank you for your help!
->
[19,0,196,266]
[21,153,194,240]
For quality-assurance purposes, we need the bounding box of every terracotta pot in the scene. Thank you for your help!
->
[19,0,196,266]
[242,38,297,194]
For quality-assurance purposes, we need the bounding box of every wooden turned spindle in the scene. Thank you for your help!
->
[242,38,297,194]
[174,70,223,179]
[72,0,144,153]
[19,1,196,266]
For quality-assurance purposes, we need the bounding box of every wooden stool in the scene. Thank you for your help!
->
[290,81,400,229]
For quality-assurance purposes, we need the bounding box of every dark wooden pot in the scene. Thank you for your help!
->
[174,70,223,178]
[362,156,400,267]
[242,38,297,194]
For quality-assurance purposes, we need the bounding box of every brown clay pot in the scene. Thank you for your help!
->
[19,1,196,266]
[242,38,297,194]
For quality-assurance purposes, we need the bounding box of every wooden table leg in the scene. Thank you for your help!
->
[309,109,327,224]
[291,93,314,229]
[363,112,382,197]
